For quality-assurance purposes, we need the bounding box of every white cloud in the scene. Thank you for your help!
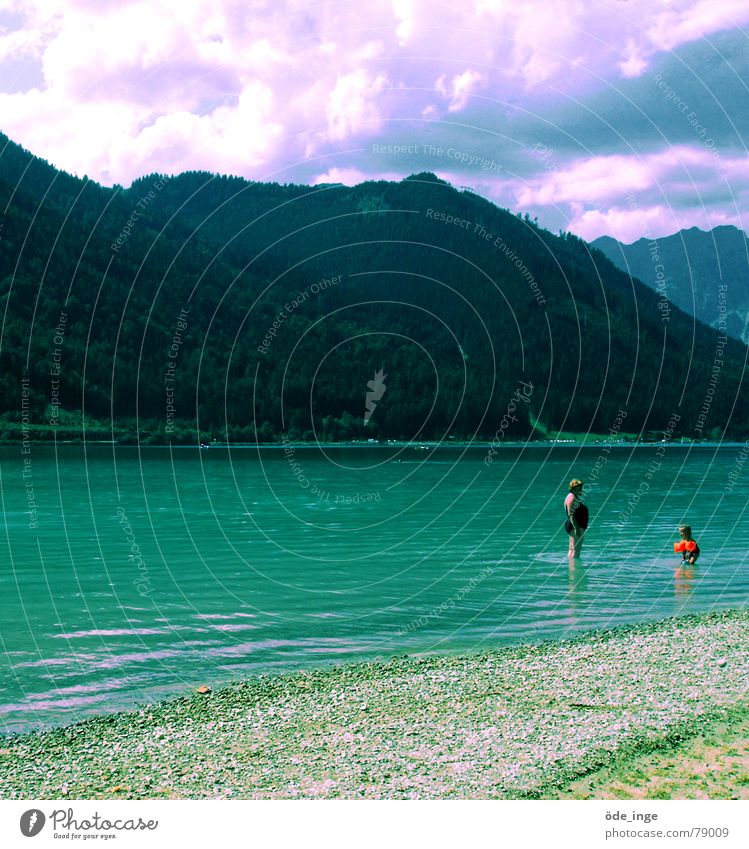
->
[570,202,743,243]
[436,69,485,113]
[618,38,648,78]
[0,26,41,62]
[515,153,661,207]
[127,80,283,178]
[0,0,748,215]
[0,87,147,181]
[645,0,749,52]
[392,0,415,46]
[312,166,373,186]
[572,204,679,243]
[325,69,389,141]
[0,76,282,183]
[512,145,749,240]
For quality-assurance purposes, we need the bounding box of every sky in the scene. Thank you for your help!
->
[1,0,748,242]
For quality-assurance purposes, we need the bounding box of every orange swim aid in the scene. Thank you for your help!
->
[674,540,697,552]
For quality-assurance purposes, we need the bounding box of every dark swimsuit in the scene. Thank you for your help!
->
[564,501,589,534]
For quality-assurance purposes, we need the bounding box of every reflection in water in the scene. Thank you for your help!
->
[674,565,697,597]
[568,558,587,618]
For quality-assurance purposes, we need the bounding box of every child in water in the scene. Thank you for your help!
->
[674,525,700,565]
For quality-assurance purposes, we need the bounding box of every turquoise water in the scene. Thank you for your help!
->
[1,443,747,733]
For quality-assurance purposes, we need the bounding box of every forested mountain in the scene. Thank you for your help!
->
[593,226,749,344]
[1,131,747,443]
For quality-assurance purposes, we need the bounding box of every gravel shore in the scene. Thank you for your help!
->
[1,610,747,800]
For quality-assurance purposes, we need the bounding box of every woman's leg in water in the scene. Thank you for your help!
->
[573,529,585,557]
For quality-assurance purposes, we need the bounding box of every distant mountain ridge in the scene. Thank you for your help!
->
[1,130,747,442]
[593,226,749,344]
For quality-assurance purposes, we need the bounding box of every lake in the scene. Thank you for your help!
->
[1,443,747,733]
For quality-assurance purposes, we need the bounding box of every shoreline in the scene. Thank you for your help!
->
[0,439,739,449]
[1,609,747,799]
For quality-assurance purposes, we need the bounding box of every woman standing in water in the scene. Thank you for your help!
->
[565,479,589,559]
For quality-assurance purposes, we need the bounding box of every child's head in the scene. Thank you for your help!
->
[679,525,692,538]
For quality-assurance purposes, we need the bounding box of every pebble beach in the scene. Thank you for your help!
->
[1,609,747,800]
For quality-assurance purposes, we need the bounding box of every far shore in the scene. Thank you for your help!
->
[1,609,747,800]
[0,436,740,449]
